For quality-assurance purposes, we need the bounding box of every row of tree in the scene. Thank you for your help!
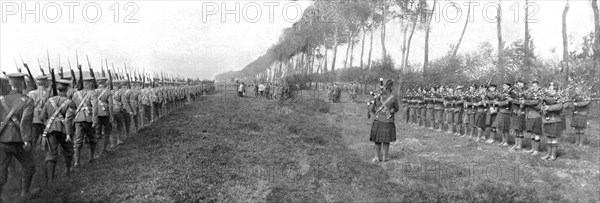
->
[216,0,600,93]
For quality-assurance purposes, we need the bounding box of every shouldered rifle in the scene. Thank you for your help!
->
[37,57,46,76]
[13,57,22,73]
[76,52,83,90]
[107,69,114,90]
[50,68,58,96]
[101,58,106,77]
[124,63,131,89]
[86,55,97,89]
[20,53,37,89]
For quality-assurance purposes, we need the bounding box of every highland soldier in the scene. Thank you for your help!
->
[39,79,76,182]
[540,82,564,161]
[509,81,526,151]
[72,77,97,169]
[570,85,591,147]
[93,77,113,154]
[453,86,464,136]
[27,75,51,150]
[0,73,38,199]
[523,81,543,155]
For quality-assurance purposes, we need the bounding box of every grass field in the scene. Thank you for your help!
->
[2,88,599,202]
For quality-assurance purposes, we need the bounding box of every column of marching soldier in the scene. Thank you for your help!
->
[0,72,212,201]
[401,80,594,162]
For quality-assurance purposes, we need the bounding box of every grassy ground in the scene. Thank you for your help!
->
[2,88,598,202]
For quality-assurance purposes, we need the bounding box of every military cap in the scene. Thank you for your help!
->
[7,73,27,82]
[56,79,71,86]
[488,84,497,88]
[96,77,108,83]
[384,80,393,88]
[35,75,49,81]
[456,85,464,90]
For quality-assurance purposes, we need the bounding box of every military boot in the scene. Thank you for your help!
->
[89,143,97,163]
[45,161,56,183]
[73,148,80,171]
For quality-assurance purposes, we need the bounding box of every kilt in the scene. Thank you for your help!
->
[370,121,397,143]
[475,112,486,129]
[571,114,587,129]
[469,112,477,126]
[446,111,454,123]
[421,108,427,120]
[510,114,526,131]
[492,112,510,131]
[485,113,497,127]
[454,111,463,125]
[526,118,543,135]
[427,108,435,121]
[462,110,470,124]
[543,122,563,138]
[434,109,444,121]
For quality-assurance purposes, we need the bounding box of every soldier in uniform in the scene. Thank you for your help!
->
[484,84,498,143]
[523,81,543,155]
[93,77,112,155]
[111,81,126,146]
[474,85,487,141]
[120,81,134,139]
[492,82,511,146]
[369,80,398,163]
[509,81,526,151]
[433,86,445,132]
[39,79,76,182]
[425,87,435,130]
[129,81,141,132]
[570,85,590,147]
[0,73,37,199]
[453,86,464,136]
[27,75,51,150]
[443,86,455,134]
[72,77,97,169]
[541,82,564,161]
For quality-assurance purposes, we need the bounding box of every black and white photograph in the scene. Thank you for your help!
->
[0,0,599,202]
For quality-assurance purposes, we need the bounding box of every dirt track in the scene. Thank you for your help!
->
[4,90,598,202]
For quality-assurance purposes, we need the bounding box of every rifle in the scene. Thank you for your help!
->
[2,71,6,76]
[20,53,37,89]
[37,57,46,76]
[76,52,83,90]
[101,58,106,77]
[67,58,76,85]
[86,55,97,89]
[50,67,58,96]
[142,69,146,89]
[111,63,119,80]
[124,63,131,89]
[107,69,114,90]
[13,57,22,73]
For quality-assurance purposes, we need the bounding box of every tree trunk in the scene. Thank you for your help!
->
[524,0,530,71]
[324,45,328,72]
[592,0,599,71]
[423,0,437,73]
[360,27,367,68]
[453,0,471,57]
[497,0,504,74]
[400,21,408,71]
[562,0,570,87]
[331,28,339,72]
[344,35,352,69]
[381,5,387,58]
[350,35,356,67]
[404,14,419,70]
[367,27,374,69]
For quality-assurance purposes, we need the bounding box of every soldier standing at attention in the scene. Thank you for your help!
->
[93,77,113,155]
[509,81,526,151]
[570,85,590,147]
[541,83,564,161]
[27,76,50,150]
[39,79,76,182]
[0,73,37,200]
[369,80,398,163]
[129,82,141,132]
[492,82,511,147]
[72,77,97,169]
[120,81,134,139]
[484,84,498,144]
[523,81,543,155]
[111,81,126,146]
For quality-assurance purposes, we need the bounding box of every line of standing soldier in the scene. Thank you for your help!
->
[401,81,592,161]
[0,72,211,201]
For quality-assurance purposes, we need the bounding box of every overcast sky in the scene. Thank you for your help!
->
[0,1,596,79]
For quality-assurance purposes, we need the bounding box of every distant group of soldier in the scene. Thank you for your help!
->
[237,81,290,100]
[401,80,593,161]
[0,71,213,201]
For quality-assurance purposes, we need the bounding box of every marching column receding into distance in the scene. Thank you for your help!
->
[0,62,214,201]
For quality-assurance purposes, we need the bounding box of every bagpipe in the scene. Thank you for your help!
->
[366,78,392,119]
